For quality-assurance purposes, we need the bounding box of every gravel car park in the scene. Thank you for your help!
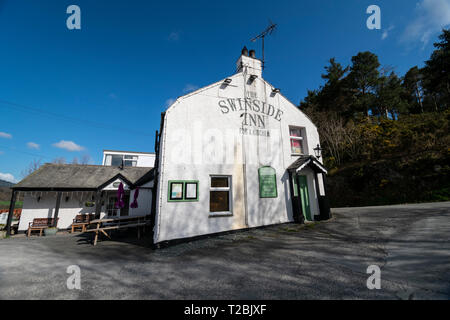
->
[0,202,449,300]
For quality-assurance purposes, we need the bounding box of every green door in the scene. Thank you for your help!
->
[298,175,311,221]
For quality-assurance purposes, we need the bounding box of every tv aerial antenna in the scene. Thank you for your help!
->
[251,21,277,70]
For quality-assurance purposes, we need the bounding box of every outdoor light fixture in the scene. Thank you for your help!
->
[249,74,258,82]
[272,88,280,94]
[314,144,323,159]
[223,78,232,85]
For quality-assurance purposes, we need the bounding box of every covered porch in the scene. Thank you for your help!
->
[5,163,154,236]
[287,155,331,223]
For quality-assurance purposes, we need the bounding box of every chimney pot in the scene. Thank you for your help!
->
[249,50,256,58]
[241,46,249,56]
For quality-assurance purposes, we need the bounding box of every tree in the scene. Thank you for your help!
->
[300,58,351,118]
[374,72,408,119]
[422,28,450,111]
[21,159,43,178]
[347,51,380,117]
[52,157,66,164]
[80,154,91,165]
[403,66,424,114]
[321,58,349,84]
[321,58,351,116]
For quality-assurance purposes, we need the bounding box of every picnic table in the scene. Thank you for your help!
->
[86,215,150,245]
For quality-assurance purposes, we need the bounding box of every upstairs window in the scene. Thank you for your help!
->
[124,155,138,167]
[105,154,138,167]
[289,127,306,155]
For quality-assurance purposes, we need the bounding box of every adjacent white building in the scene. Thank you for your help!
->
[13,155,154,232]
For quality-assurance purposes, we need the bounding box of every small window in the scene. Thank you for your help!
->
[289,126,305,155]
[124,160,137,167]
[111,155,123,166]
[169,182,184,200]
[168,181,199,202]
[106,196,119,217]
[184,182,198,200]
[210,176,232,214]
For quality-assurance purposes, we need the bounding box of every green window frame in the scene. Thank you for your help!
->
[168,180,199,202]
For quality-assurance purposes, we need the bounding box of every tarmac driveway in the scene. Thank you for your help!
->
[0,202,449,299]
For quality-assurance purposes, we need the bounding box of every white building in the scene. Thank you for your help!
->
[12,154,154,232]
[142,47,330,244]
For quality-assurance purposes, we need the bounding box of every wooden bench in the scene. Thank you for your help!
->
[27,218,59,237]
[71,214,94,233]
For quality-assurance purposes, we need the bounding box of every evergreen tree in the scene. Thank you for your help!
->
[423,29,450,111]
[403,66,425,114]
[374,72,408,119]
[347,51,380,117]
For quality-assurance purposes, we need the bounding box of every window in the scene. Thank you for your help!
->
[105,154,138,167]
[168,181,199,202]
[106,196,119,217]
[106,194,130,216]
[124,155,138,167]
[185,182,198,200]
[289,127,305,155]
[210,176,232,214]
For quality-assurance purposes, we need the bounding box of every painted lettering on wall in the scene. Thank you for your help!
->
[218,98,284,129]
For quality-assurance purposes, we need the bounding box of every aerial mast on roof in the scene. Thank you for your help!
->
[251,21,277,70]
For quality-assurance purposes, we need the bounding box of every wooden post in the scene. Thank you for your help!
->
[5,190,17,236]
[94,191,102,219]
[53,192,62,227]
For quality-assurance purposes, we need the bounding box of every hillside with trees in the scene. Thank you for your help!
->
[300,29,450,207]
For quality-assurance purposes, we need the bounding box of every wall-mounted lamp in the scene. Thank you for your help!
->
[223,78,232,85]
[272,88,280,94]
[249,74,258,82]
[313,144,323,159]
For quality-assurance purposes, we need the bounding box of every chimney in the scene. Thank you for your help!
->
[236,47,262,78]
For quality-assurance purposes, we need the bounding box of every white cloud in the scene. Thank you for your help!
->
[382,25,395,40]
[0,132,12,139]
[165,98,176,107]
[26,142,40,150]
[183,84,199,94]
[168,32,180,41]
[0,173,17,183]
[402,0,450,46]
[52,140,84,152]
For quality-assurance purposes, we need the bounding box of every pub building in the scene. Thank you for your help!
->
[145,47,330,245]
[6,47,331,244]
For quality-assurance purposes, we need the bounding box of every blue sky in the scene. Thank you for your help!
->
[1,0,449,183]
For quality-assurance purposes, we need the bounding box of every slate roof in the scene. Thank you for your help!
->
[12,164,154,191]
[287,155,327,174]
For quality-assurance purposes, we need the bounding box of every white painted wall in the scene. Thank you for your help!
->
[154,54,322,243]
[18,193,97,231]
[18,188,152,231]
[0,212,8,224]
